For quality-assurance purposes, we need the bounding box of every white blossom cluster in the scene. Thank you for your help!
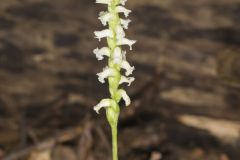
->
[93,0,136,114]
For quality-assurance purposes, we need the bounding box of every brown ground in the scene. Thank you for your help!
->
[0,0,240,160]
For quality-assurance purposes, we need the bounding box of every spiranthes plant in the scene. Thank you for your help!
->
[93,0,136,160]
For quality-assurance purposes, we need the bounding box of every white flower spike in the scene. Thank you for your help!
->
[93,0,136,159]
[93,47,110,60]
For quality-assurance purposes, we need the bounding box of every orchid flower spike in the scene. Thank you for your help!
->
[93,0,136,159]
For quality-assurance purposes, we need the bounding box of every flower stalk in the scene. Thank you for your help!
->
[93,0,136,159]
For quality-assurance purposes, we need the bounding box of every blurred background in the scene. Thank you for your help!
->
[0,0,240,159]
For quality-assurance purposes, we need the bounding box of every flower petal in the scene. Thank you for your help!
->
[120,0,127,5]
[121,60,134,76]
[116,6,131,17]
[119,76,135,86]
[116,25,125,40]
[97,67,116,83]
[120,19,131,29]
[96,0,111,5]
[94,99,111,114]
[113,47,122,64]
[98,11,112,26]
[94,29,113,41]
[118,89,131,106]
[93,47,110,60]
[117,38,136,50]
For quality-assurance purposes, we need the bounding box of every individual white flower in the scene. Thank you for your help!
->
[98,11,112,26]
[113,48,127,65]
[94,29,113,41]
[96,0,111,5]
[121,60,135,76]
[97,67,116,83]
[113,47,122,64]
[117,38,136,50]
[118,89,131,106]
[94,99,111,114]
[120,19,131,29]
[116,6,131,17]
[119,76,135,86]
[116,25,125,40]
[120,0,127,5]
[93,47,110,60]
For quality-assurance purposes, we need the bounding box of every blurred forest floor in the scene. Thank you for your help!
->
[0,0,240,159]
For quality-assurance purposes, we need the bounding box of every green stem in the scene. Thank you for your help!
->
[107,1,121,160]
[111,124,118,160]
[106,102,119,160]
